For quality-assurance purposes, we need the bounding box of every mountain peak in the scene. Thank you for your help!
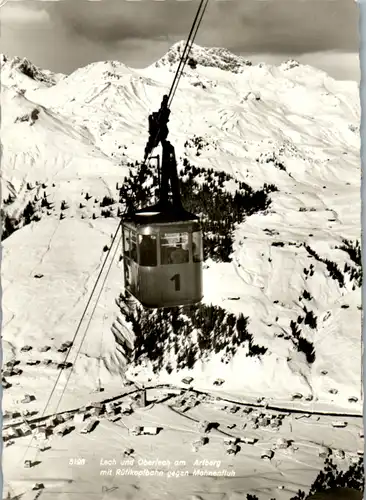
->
[155,41,252,73]
[1,54,61,87]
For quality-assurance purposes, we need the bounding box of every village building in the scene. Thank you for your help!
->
[261,449,274,461]
[331,421,347,428]
[226,443,239,455]
[181,377,193,385]
[318,446,331,458]
[242,437,256,445]
[21,394,35,404]
[142,426,158,435]
[129,426,143,436]
[197,420,210,433]
[73,412,85,425]
[334,449,345,459]
[20,345,32,352]
[276,438,290,450]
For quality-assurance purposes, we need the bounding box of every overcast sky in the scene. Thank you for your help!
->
[0,0,361,81]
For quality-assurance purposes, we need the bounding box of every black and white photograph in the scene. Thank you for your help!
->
[0,1,363,499]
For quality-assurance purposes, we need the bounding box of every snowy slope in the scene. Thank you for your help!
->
[1,43,362,499]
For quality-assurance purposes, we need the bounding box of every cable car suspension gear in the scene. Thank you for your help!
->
[143,0,209,167]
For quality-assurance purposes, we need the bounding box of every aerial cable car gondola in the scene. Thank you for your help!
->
[121,0,209,309]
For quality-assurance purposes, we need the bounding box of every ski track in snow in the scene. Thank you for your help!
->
[0,45,362,499]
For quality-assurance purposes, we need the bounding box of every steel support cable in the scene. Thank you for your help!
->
[53,233,122,417]
[19,219,122,465]
[168,0,209,106]
[166,0,207,106]
[33,235,121,463]
[42,220,122,417]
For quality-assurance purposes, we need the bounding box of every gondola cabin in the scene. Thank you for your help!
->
[121,204,203,309]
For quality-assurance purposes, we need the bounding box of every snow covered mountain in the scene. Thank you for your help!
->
[154,40,253,73]
[1,43,362,499]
